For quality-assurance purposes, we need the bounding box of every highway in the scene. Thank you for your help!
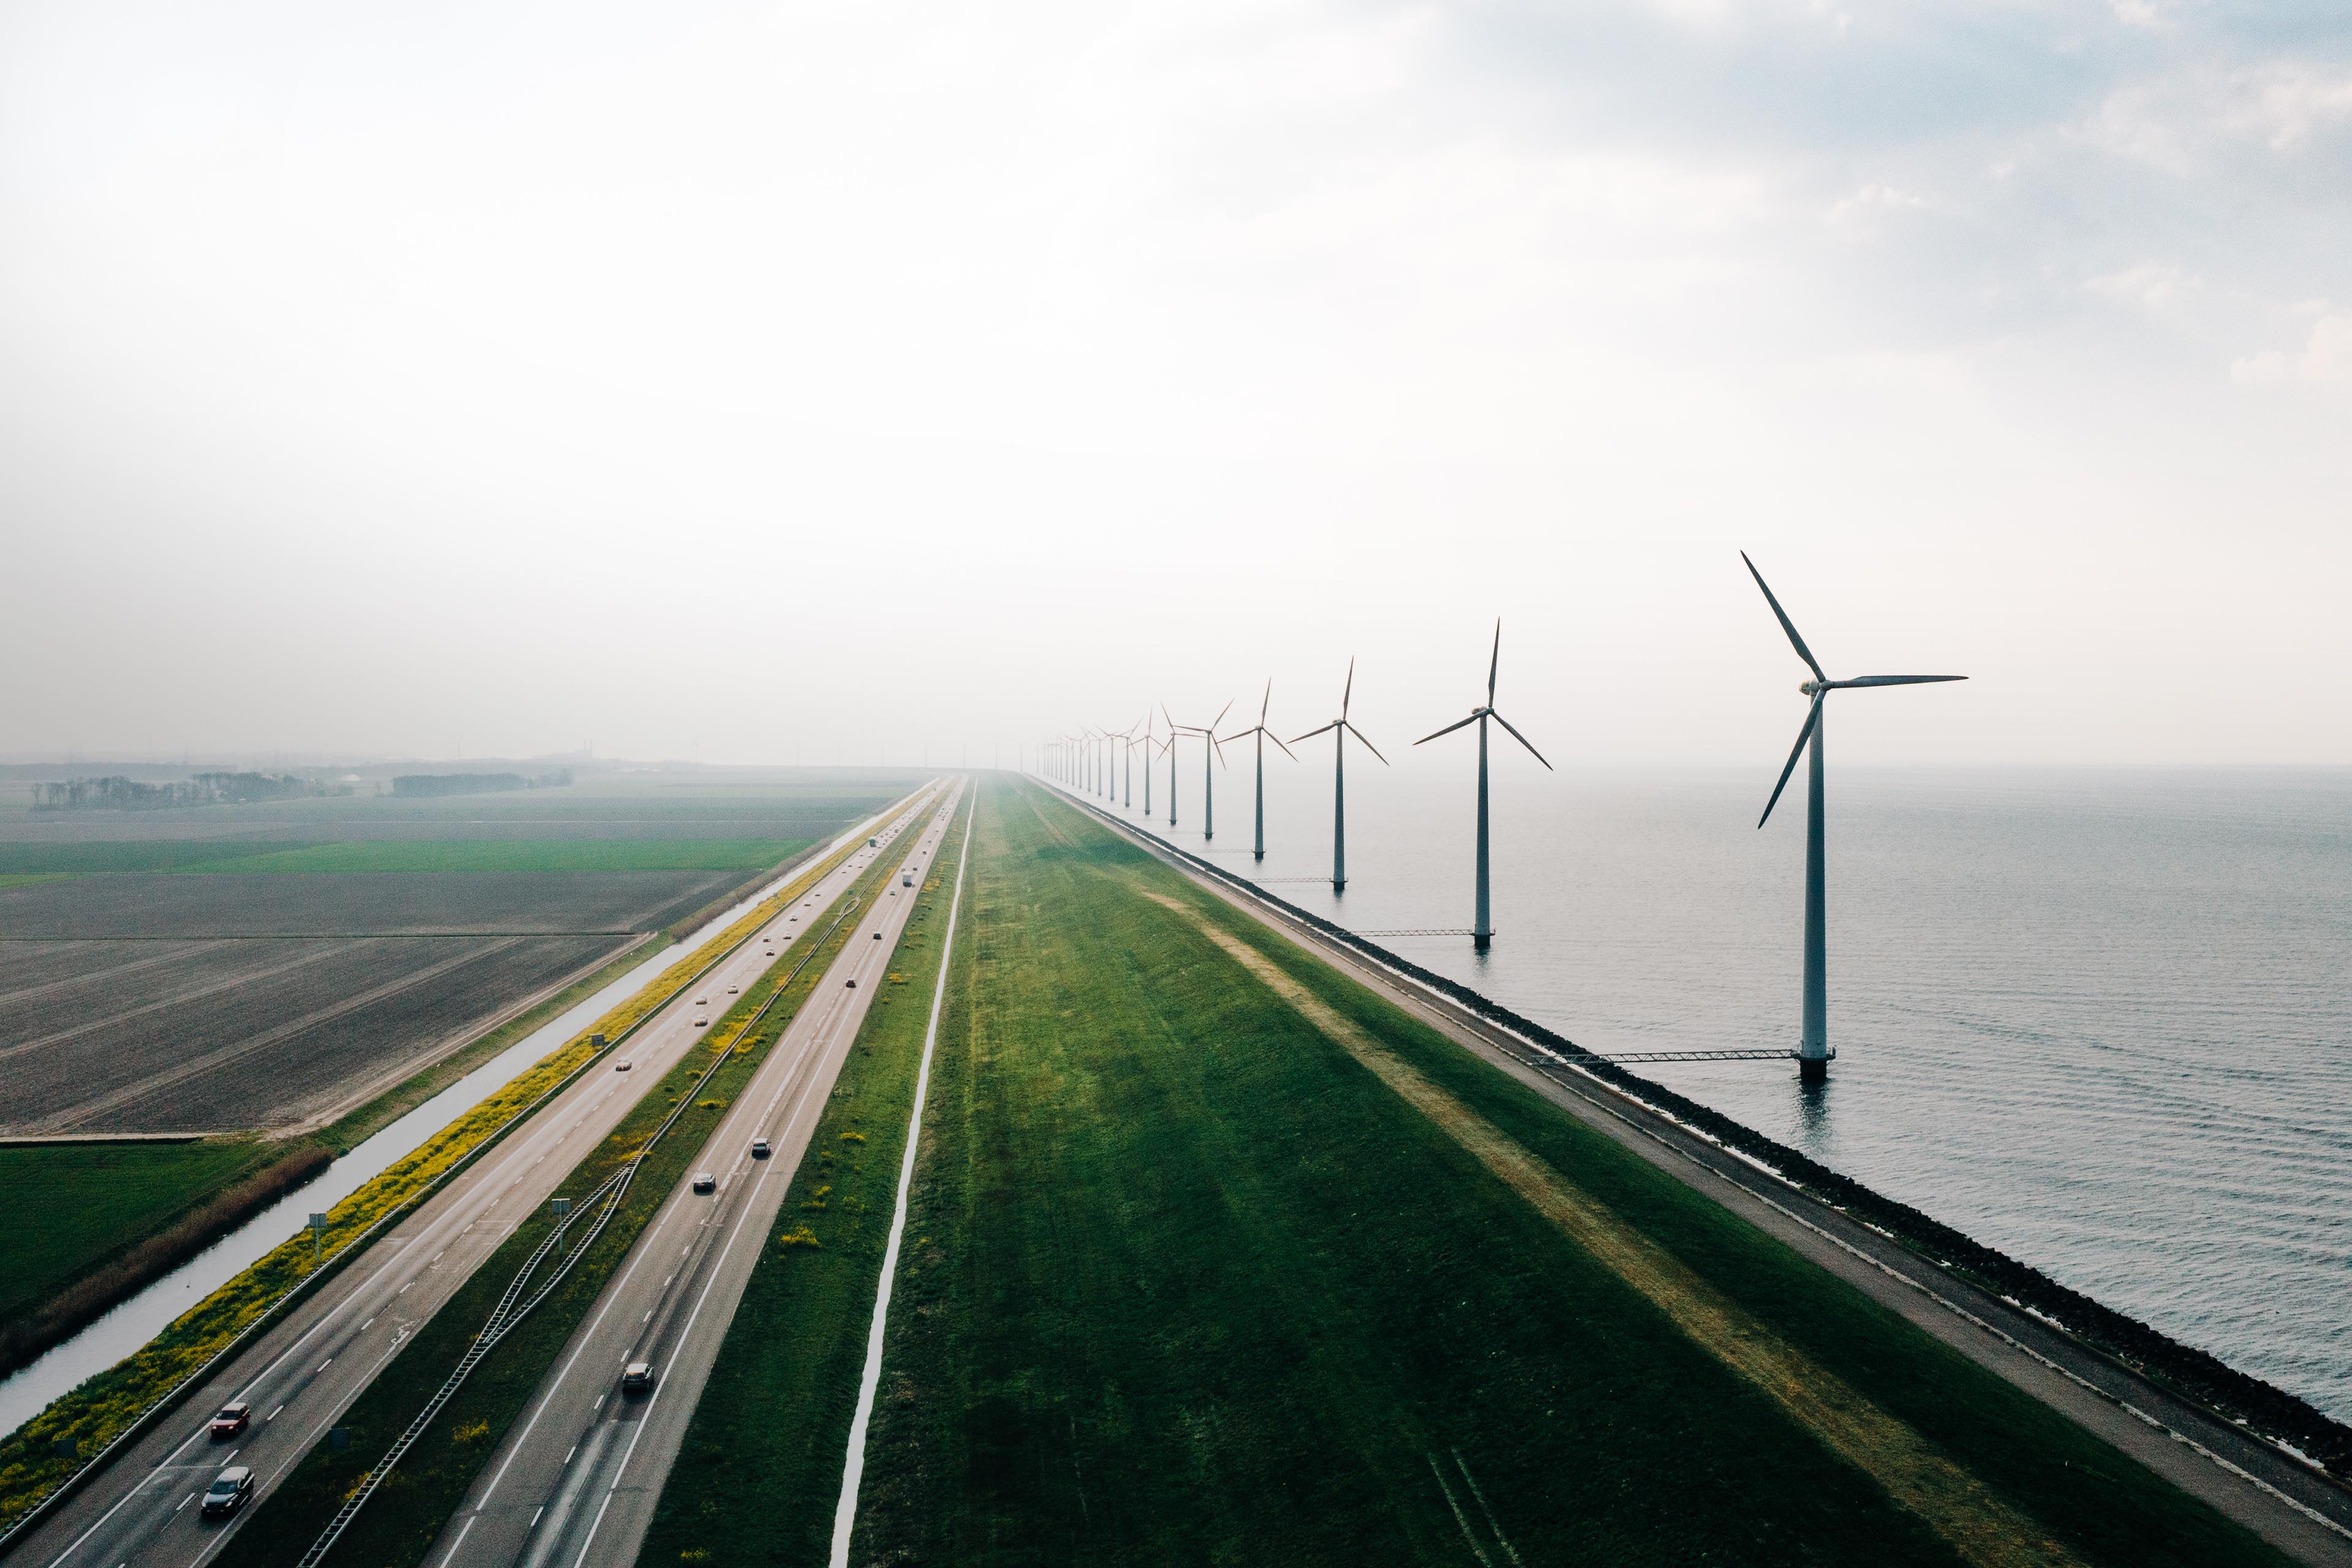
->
[432,782,965,1568]
[12,788,943,1568]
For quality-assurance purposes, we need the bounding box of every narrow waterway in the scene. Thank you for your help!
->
[0,810,896,1439]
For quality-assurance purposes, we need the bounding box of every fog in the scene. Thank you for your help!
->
[4,0,2349,771]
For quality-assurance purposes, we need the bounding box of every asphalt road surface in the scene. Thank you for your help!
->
[13,788,942,1568]
[432,783,965,1568]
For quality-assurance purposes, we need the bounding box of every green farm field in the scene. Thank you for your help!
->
[0,1140,270,1326]
[837,778,2282,1567]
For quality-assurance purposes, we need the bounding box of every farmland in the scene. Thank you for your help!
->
[0,933,631,1134]
[0,766,920,1370]
[0,1140,273,1326]
[843,778,2281,1567]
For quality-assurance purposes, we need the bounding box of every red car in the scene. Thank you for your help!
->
[208,1401,251,1439]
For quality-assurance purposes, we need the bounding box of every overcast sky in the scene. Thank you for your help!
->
[4,0,2348,771]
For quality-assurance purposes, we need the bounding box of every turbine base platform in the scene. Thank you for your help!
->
[1798,1054,1830,1084]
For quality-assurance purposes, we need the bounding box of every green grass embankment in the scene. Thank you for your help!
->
[0,803,909,1534]
[843,777,2283,1568]
[229,804,935,1568]
[633,792,972,1568]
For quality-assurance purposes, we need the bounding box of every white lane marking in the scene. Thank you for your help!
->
[433,1513,477,1568]
[266,1406,282,1422]
[530,1507,545,1529]
[173,1496,192,1515]
[360,1319,374,1333]
[564,1446,576,1466]
[832,794,972,1565]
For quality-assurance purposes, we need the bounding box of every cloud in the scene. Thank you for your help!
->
[2231,312,2352,383]
[2086,260,2200,308]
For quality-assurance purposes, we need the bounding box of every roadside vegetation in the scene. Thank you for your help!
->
[634,796,973,1568]
[845,778,2283,1568]
[228,803,938,1568]
[0,807,902,1535]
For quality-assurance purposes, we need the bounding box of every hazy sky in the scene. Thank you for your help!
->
[5,0,2349,771]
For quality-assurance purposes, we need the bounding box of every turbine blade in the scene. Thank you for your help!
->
[1741,551,1827,684]
[1834,674,1968,688]
[1268,731,1298,761]
[1487,619,1501,706]
[1289,722,1340,743]
[1344,722,1390,765]
[1758,696,1823,829]
[1261,678,1272,724]
[1415,712,1480,745]
[1212,698,1234,731]
[1341,657,1355,720]
[1489,709,1555,771]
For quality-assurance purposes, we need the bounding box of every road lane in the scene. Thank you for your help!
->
[438,784,965,1568]
[10,788,943,1568]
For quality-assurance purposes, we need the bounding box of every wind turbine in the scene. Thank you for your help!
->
[1290,659,1386,891]
[1165,701,1232,839]
[1415,621,1551,950]
[1121,715,1147,809]
[1743,552,1965,1083]
[1219,680,1296,861]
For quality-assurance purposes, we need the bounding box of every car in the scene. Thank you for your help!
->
[750,1138,771,1159]
[200,1467,254,1517]
[845,978,858,989]
[695,996,708,1005]
[208,1401,250,1439]
[621,1362,654,1396]
[726,985,738,994]
[873,932,883,940]
[692,1172,717,1194]
[693,1017,707,1028]
[615,1060,633,1072]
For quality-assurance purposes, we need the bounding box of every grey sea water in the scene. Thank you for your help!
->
[1083,762,2352,1422]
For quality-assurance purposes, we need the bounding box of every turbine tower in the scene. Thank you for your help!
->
[1415,621,1551,950]
[1165,701,1232,839]
[1290,658,1386,891]
[1744,552,1966,1083]
[1219,680,1297,861]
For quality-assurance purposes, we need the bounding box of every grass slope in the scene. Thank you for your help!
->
[633,794,973,1568]
[188,840,813,875]
[845,778,2282,1568]
[0,1142,270,1324]
[230,827,919,1568]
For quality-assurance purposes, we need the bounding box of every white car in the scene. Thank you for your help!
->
[616,1060,633,1072]
[726,985,739,994]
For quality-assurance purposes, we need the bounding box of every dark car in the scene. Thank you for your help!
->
[750,1139,771,1159]
[208,1401,251,1439]
[692,1172,716,1194]
[621,1362,654,1397]
[845,978,857,989]
[200,1467,253,1518]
